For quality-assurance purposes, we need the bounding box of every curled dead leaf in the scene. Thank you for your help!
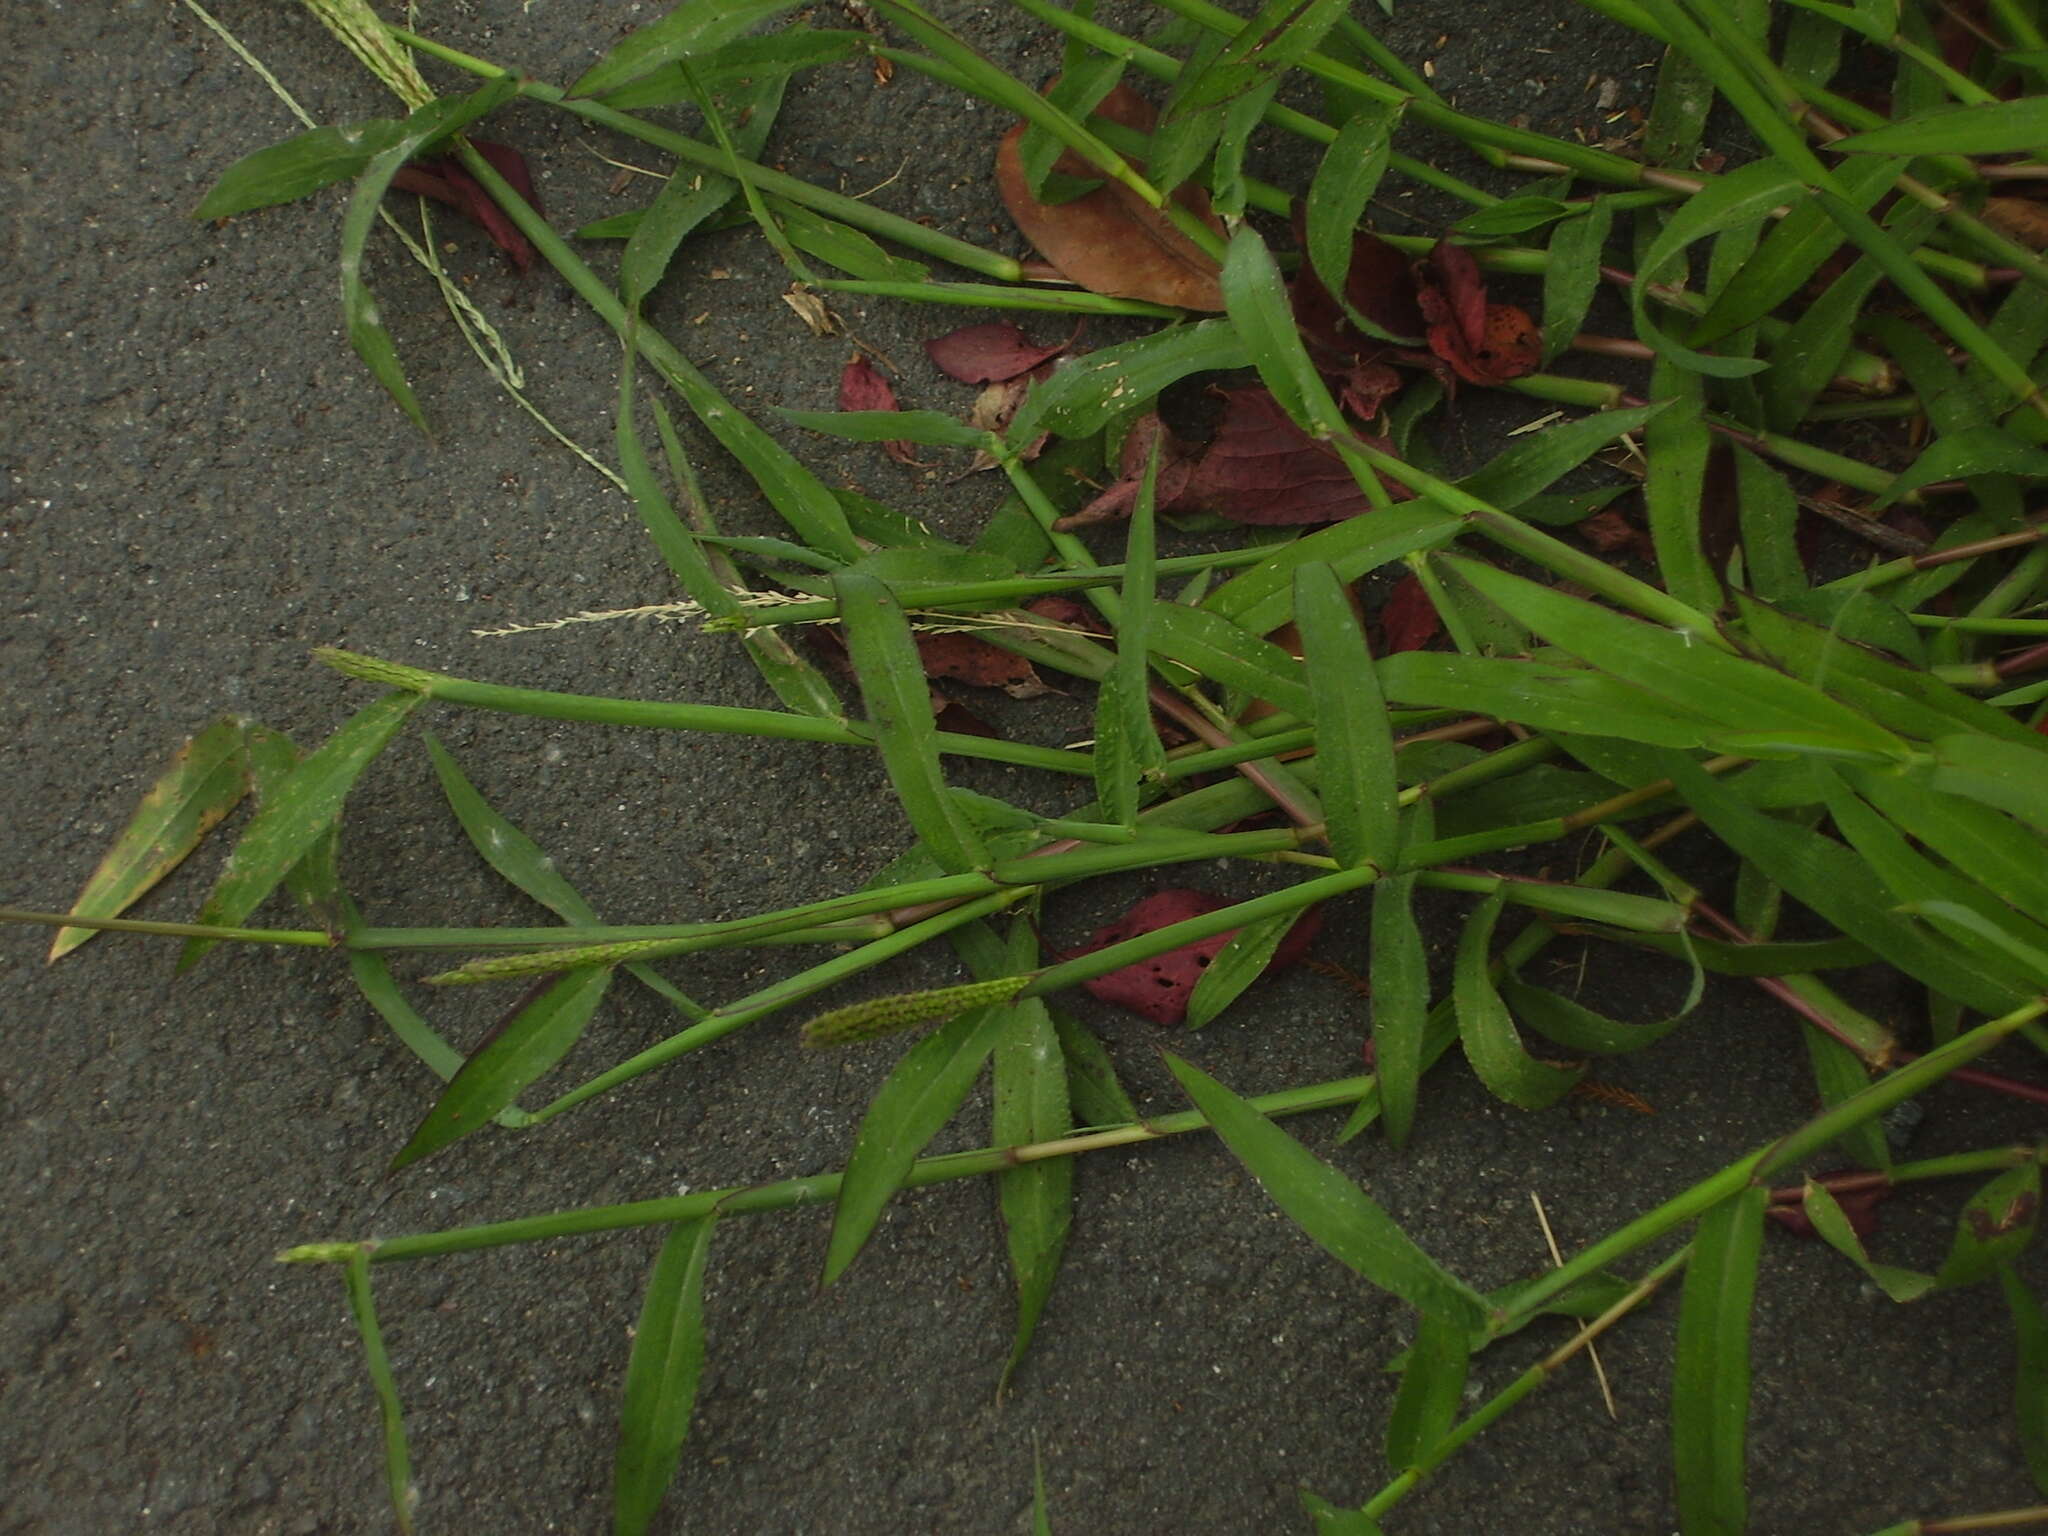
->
[995,85,1227,311]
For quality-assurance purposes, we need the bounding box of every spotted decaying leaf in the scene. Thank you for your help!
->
[995,85,1228,311]
[1072,888,1323,1026]
[391,138,542,271]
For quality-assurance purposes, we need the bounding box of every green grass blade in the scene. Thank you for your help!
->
[1630,159,1802,378]
[832,571,988,874]
[768,198,930,282]
[1642,41,1716,167]
[1730,447,1804,602]
[1800,1181,1933,1302]
[1851,770,2048,919]
[1934,1161,2042,1289]
[1306,102,1400,303]
[1665,754,2030,1016]
[1201,506,1462,637]
[1444,559,1906,757]
[1926,734,2048,834]
[1222,224,1354,442]
[822,1000,1009,1285]
[1999,1264,2048,1496]
[1005,320,1248,446]
[1672,1185,1767,1536]
[1381,653,1711,747]
[636,381,845,720]
[570,0,803,97]
[1694,154,1898,345]
[391,967,613,1171]
[1053,1010,1141,1128]
[1455,401,1669,513]
[50,716,250,961]
[1453,893,1582,1109]
[341,1250,415,1534]
[1540,197,1615,365]
[1185,908,1317,1028]
[1300,1489,1387,1533]
[424,733,701,1016]
[1384,1309,1471,1470]
[1833,95,2048,155]
[619,74,781,306]
[1096,445,1165,827]
[1296,562,1396,870]
[339,79,517,433]
[180,692,419,971]
[994,991,1073,1390]
[1147,602,1314,720]
[194,118,408,218]
[1370,872,1428,1150]
[614,1216,719,1536]
[1163,1053,1490,1327]
[1498,976,1688,1055]
[1643,359,1721,611]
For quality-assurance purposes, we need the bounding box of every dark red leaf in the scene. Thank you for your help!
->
[1055,411,1203,529]
[1766,1177,1890,1240]
[837,354,924,467]
[925,320,1082,384]
[1577,508,1647,557]
[1186,388,1410,525]
[1289,227,1426,369]
[995,85,1226,311]
[1073,888,1322,1025]
[1376,573,1442,653]
[390,139,542,272]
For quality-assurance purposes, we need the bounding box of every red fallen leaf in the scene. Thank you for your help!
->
[1416,241,1542,386]
[1376,573,1442,653]
[1056,411,1204,529]
[1766,1177,1890,1240]
[1187,388,1411,524]
[1577,507,1651,560]
[1073,888,1323,1025]
[926,320,1083,384]
[806,620,1046,705]
[392,139,542,272]
[995,85,1227,311]
[914,630,1053,698]
[837,354,924,467]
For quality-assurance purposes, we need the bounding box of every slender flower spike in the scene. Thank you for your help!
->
[800,975,1031,1048]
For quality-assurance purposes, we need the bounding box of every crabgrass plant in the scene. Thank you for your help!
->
[15,0,2048,1528]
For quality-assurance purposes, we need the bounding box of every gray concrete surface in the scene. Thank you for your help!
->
[4,2,2043,1533]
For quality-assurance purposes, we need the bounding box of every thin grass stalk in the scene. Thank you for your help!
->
[390,28,1025,279]
[280,1073,1381,1264]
